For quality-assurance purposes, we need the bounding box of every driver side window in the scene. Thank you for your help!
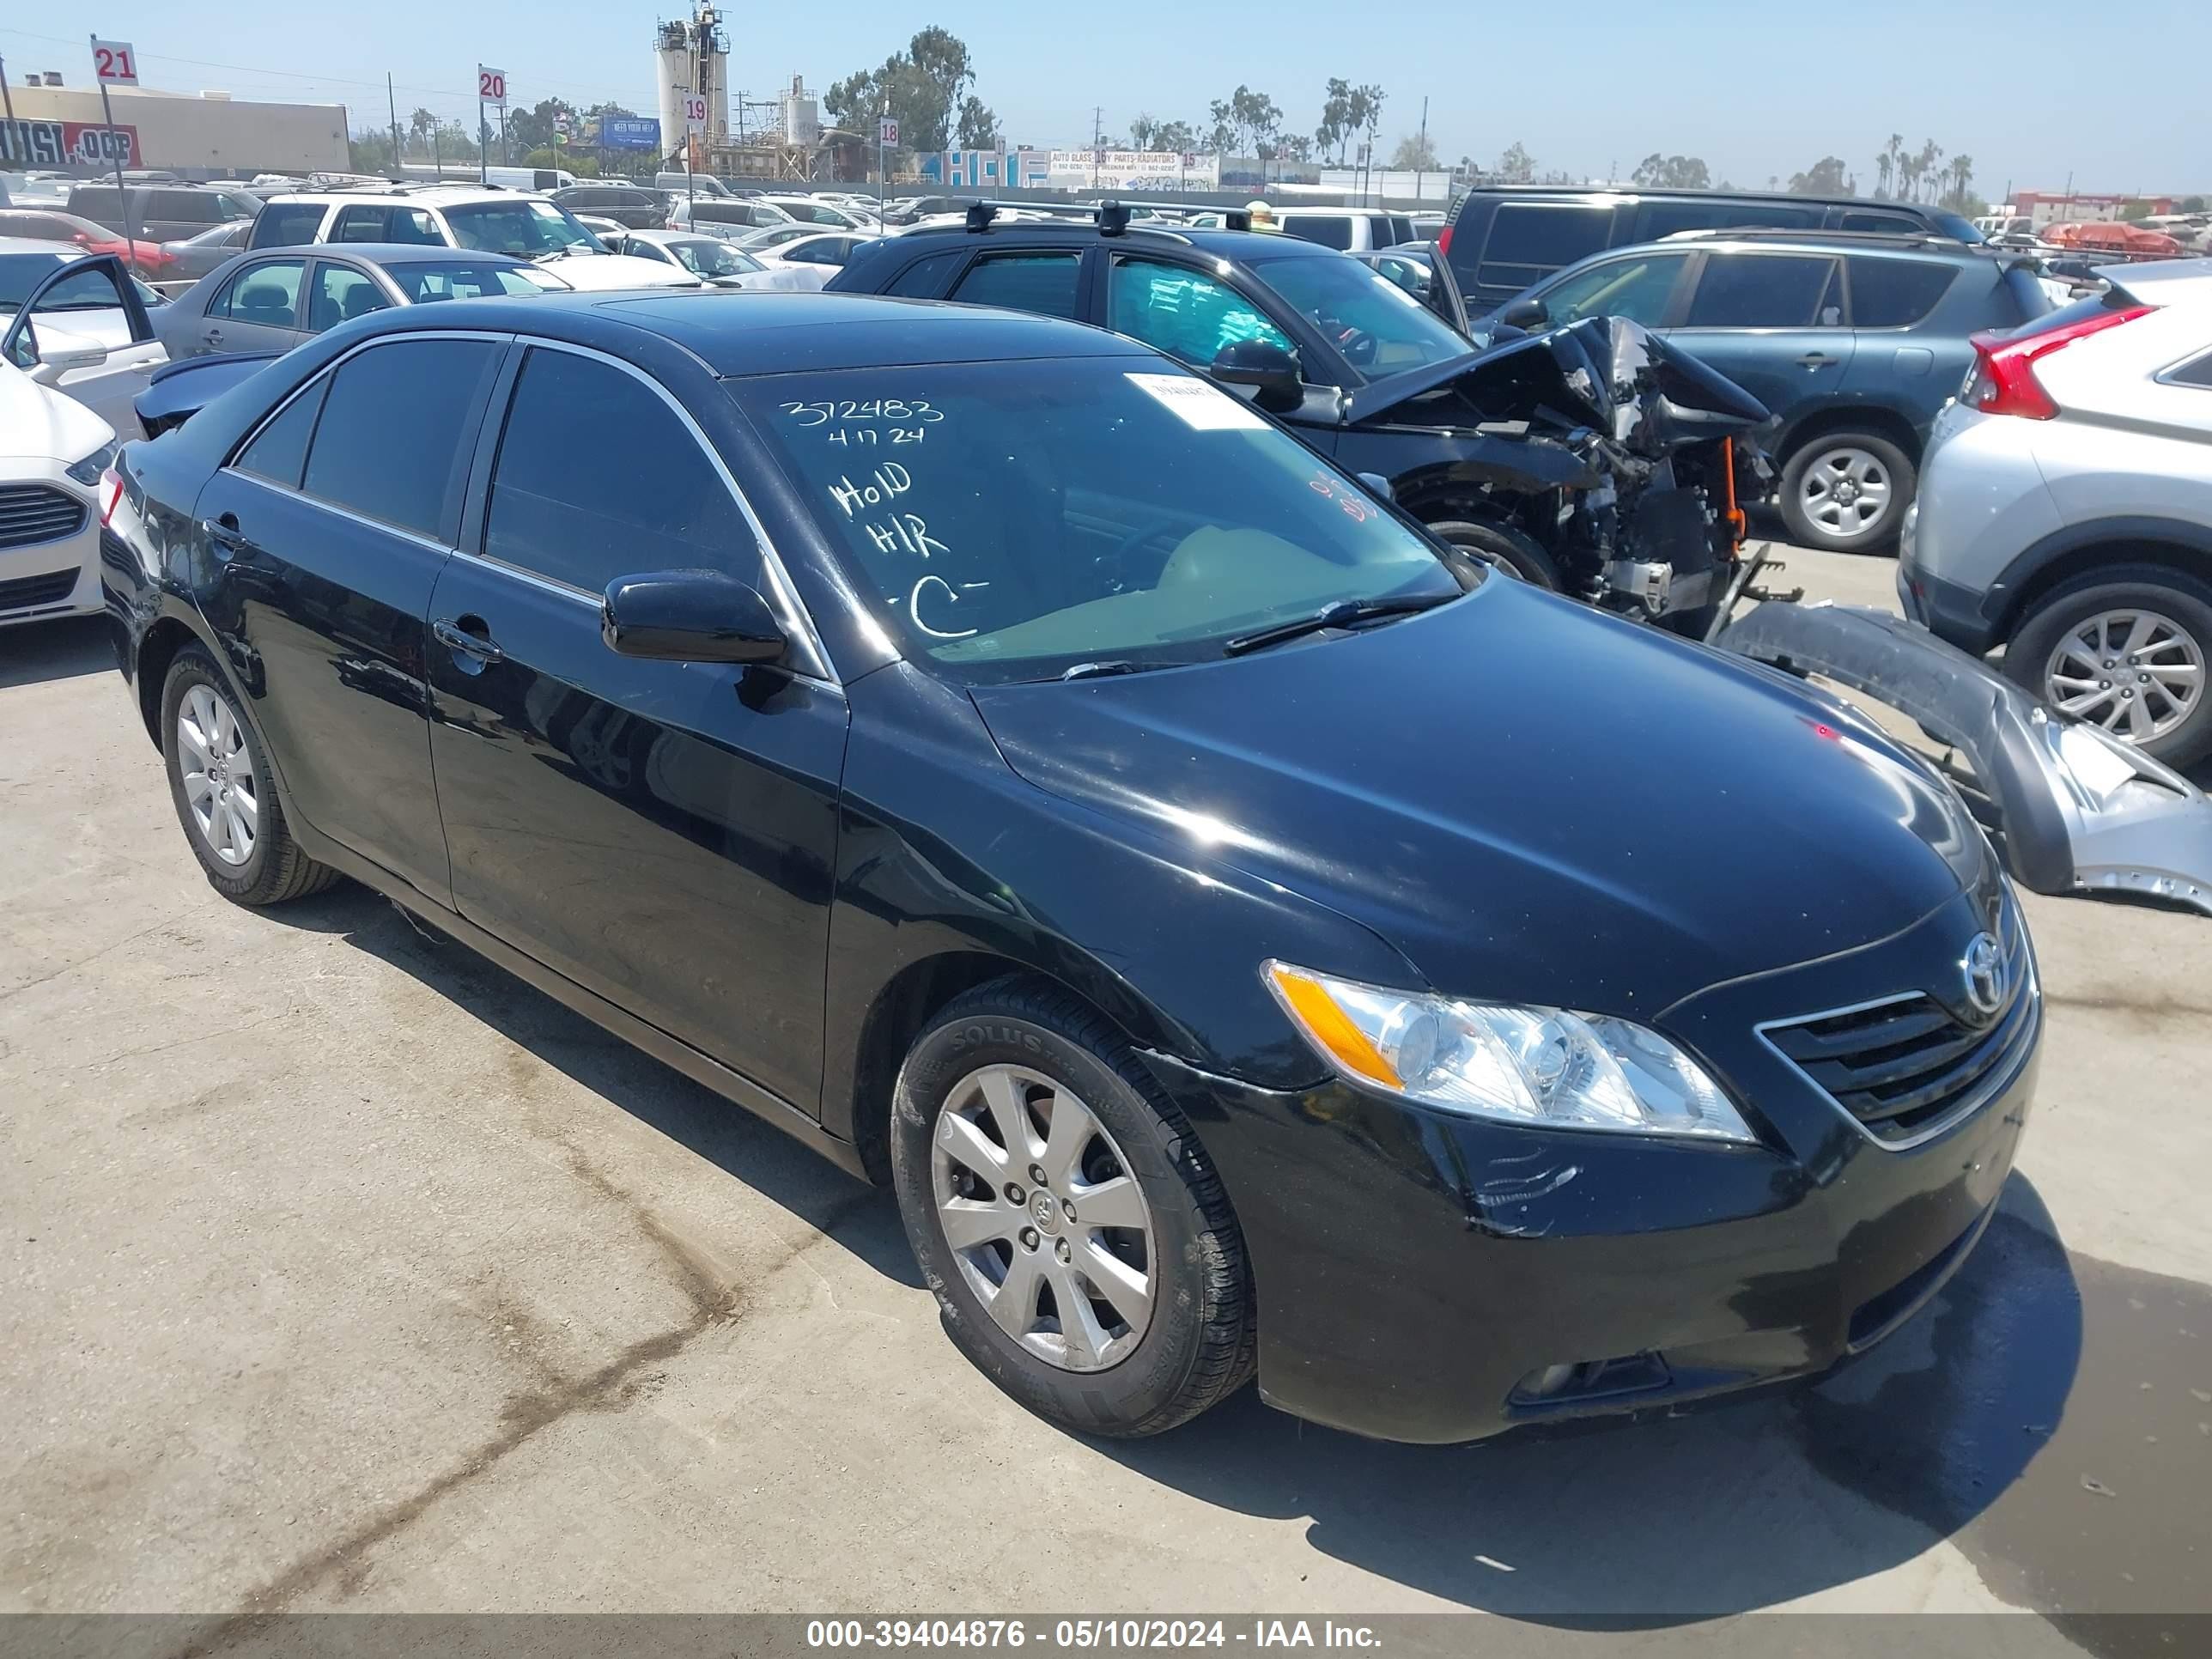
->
[1536,252,1688,326]
[1108,258,1292,368]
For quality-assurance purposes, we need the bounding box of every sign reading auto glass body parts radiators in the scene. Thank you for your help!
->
[777,398,972,636]
[1046,149,1219,190]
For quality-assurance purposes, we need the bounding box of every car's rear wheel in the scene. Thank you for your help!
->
[890,979,1255,1437]
[161,646,338,906]
[2004,566,2212,767]
[1779,433,1915,551]
[1426,517,1562,588]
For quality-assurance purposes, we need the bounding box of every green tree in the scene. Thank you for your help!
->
[503,97,575,155]
[2118,198,2154,221]
[1875,134,1905,200]
[1316,78,1353,162]
[2181,196,2206,213]
[1391,131,1439,170]
[956,95,998,149]
[1633,153,1712,189]
[1498,141,1535,183]
[1207,86,1282,159]
[1155,119,1197,155]
[1787,155,1853,195]
[823,27,979,154]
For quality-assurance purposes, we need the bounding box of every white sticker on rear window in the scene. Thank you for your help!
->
[1124,372,1267,430]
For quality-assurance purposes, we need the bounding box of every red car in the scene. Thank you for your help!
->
[0,207,172,272]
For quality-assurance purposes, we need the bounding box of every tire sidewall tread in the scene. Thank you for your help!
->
[1780,431,1915,551]
[2003,564,2212,767]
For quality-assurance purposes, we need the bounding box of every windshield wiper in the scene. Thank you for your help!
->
[1058,659,1148,681]
[1222,593,1455,657]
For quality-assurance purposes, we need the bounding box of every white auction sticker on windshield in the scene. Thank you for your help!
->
[1125,373,1267,431]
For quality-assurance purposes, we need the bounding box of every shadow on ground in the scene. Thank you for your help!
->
[2,616,112,690]
[279,881,921,1290]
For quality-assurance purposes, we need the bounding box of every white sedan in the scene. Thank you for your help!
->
[0,353,113,628]
[0,243,168,437]
[606,230,811,290]
[747,231,873,291]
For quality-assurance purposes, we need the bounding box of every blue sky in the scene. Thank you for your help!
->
[7,3,2205,197]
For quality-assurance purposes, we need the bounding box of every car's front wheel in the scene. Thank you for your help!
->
[2004,565,2212,767]
[890,979,1255,1437]
[161,646,338,906]
[1779,433,1915,551]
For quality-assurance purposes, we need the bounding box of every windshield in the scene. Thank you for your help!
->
[668,239,761,277]
[396,261,562,301]
[1249,251,1472,375]
[442,200,600,258]
[732,357,1462,684]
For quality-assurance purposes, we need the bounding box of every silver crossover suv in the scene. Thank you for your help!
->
[1900,260,2212,767]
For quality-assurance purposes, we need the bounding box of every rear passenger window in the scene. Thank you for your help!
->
[949,253,1081,319]
[1846,258,1957,327]
[2165,352,2212,388]
[1684,253,1839,327]
[1387,216,1417,247]
[1284,216,1354,251]
[211,259,307,327]
[301,339,499,541]
[234,381,327,490]
[881,250,968,297]
[484,349,753,592]
[332,205,390,242]
[1476,204,1612,290]
[251,203,326,248]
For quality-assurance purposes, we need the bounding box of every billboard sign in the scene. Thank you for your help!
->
[1,118,138,168]
[600,116,661,150]
[1046,149,1218,191]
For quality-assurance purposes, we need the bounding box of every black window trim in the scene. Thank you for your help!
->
[220,326,512,556]
[1672,246,1847,332]
[2154,346,2212,391]
[469,337,838,688]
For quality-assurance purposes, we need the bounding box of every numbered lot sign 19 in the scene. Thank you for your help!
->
[684,94,708,134]
[91,39,139,87]
[477,65,507,108]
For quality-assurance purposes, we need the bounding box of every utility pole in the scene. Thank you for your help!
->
[1415,94,1428,206]
[1,56,17,140]
[877,93,886,211]
[387,73,401,177]
[1092,106,1103,189]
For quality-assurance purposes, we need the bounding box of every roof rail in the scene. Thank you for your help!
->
[1657,226,1966,249]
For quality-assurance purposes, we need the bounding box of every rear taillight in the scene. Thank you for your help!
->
[98,469,125,527]
[1435,222,1452,258]
[1967,304,2152,419]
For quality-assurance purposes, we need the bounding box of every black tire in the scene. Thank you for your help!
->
[890,978,1255,1437]
[160,645,339,906]
[1425,516,1563,589]
[2002,565,2212,769]
[1778,431,1916,552]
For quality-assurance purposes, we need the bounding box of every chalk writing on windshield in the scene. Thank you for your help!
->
[780,397,945,428]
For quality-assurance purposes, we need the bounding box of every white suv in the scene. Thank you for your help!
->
[246,185,698,291]
[1902,260,2212,766]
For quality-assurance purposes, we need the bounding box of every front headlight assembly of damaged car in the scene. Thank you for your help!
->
[1264,961,1758,1143]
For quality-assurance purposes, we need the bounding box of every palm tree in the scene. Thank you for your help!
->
[1915,140,1944,203]
[1877,133,1904,200]
[1947,153,1974,208]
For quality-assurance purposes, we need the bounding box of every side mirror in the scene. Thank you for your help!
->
[1498,296,1549,330]
[1209,338,1304,414]
[32,327,110,373]
[602,569,786,665]
[1356,471,1395,503]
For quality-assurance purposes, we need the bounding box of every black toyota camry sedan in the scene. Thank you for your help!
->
[99,291,2039,1443]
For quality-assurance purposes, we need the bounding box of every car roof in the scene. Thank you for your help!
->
[264,242,532,266]
[337,289,1152,374]
[1462,183,1911,210]
[1651,229,1994,261]
[0,236,80,255]
[886,222,1337,261]
[263,186,523,208]
[2108,258,2212,306]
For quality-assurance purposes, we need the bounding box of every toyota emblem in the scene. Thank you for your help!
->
[1960,932,2006,1018]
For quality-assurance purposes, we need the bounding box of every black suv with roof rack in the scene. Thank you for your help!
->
[1440,185,1983,316]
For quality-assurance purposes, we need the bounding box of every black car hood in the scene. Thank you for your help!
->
[1342,315,1770,454]
[967,580,1985,1018]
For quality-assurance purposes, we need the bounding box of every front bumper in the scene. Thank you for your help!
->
[0,460,103,629]
[1142,886,2038,1444]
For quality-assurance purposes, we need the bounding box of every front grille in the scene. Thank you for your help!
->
[0,484,88,551]
[1762,903,2037,1147]
[0,567,82,613]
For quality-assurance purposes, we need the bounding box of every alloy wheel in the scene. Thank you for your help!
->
[2042,609,2205,744]
[929,1064,1156,1372]
[177,684,258,866]
[1798,446,1893,540]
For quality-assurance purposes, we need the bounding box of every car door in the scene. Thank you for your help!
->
[188,331,506,903]
[0,254,164,436]
[1663,249,1853,422]
[1837,253,1971,429]
[193,256,312,356]
[423,340,847,1111]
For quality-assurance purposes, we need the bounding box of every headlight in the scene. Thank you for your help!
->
[65,441,118,488]
[1264,961,1758,1143]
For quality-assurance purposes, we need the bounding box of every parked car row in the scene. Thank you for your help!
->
[90,280,2043,1449]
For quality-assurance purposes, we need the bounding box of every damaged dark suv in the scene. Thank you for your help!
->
[831,207,1773,635]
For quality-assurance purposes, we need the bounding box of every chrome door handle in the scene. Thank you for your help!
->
[434,617,505,665]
